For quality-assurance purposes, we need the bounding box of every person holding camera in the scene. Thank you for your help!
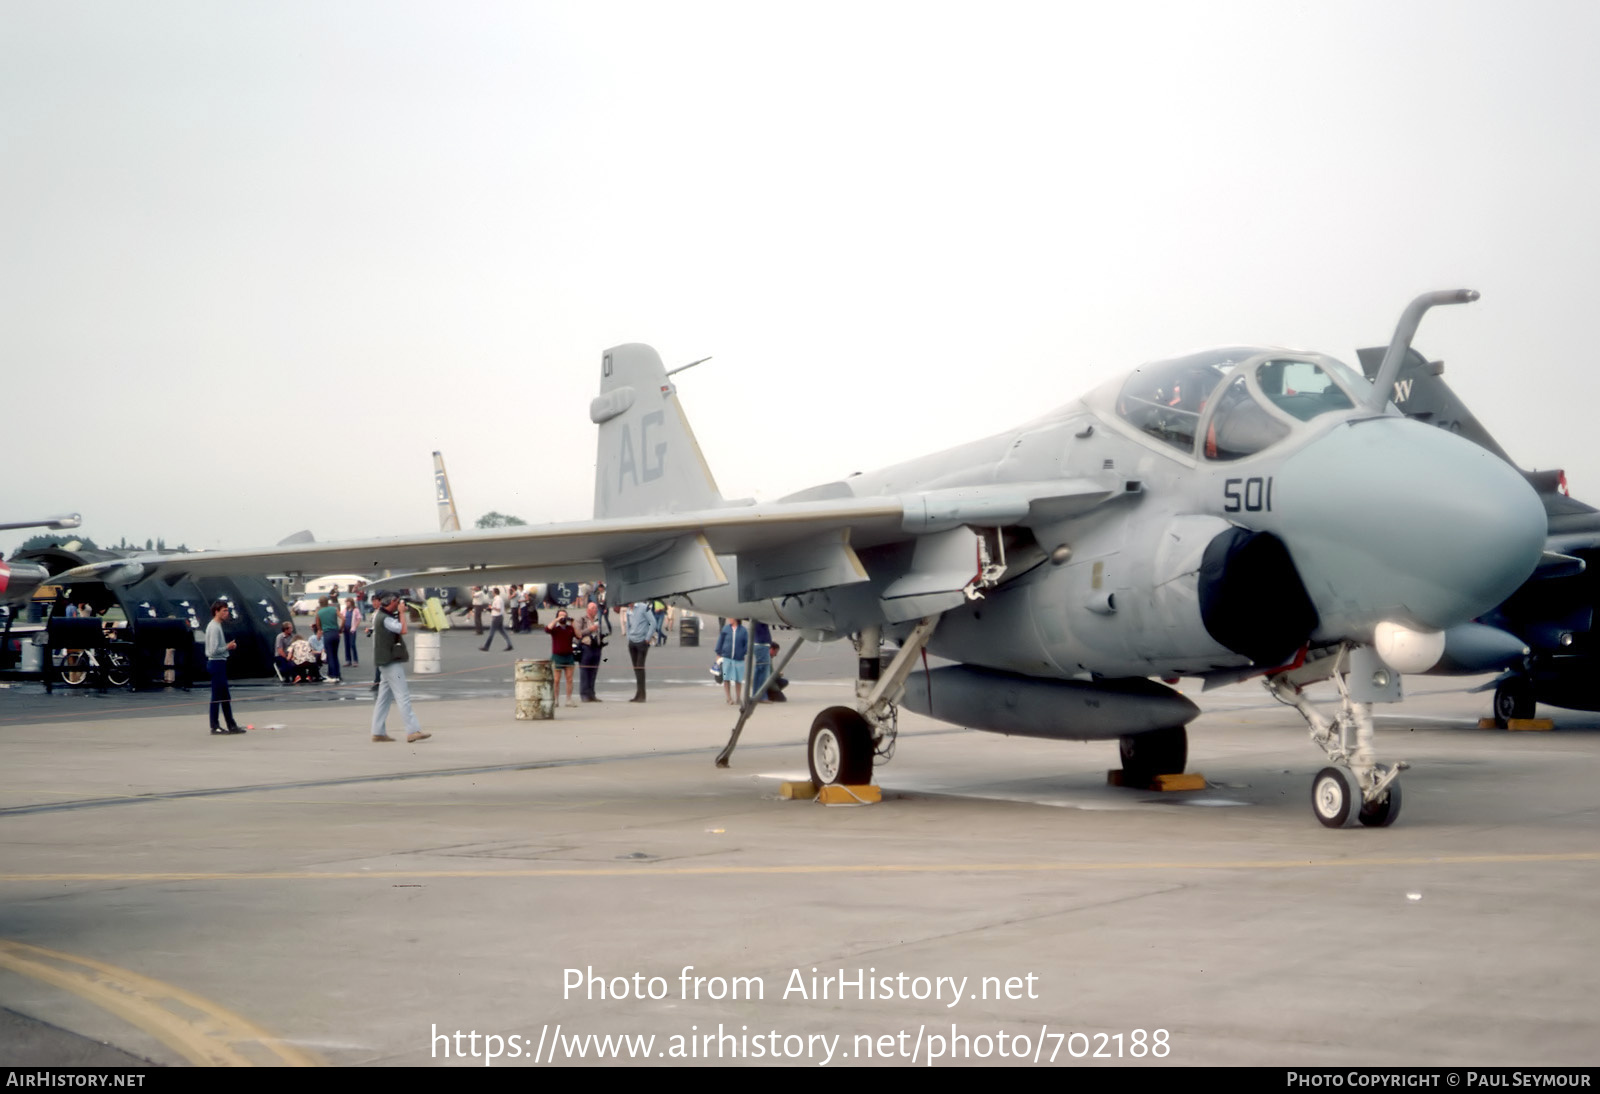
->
[544,608,579,707]
[576,601,605,702]
[371,590,429,743]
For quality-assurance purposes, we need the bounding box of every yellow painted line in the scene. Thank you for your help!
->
[0,939,319,1066]
[0,850,1597,883]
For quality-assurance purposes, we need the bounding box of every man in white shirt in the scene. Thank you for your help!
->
[470,586,488,634]
[205,600,244,735]
[480,587,514,653]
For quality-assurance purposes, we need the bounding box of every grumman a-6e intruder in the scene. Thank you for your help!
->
[54,291,1546,826]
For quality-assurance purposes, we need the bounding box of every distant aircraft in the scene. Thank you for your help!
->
[0,514,81,608]
[53,291,1546,827]
[434,451,461,533]
[427,449,552,608]
[1357,344,1600,723]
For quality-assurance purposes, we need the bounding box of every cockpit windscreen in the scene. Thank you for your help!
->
[1119,349,1364,460]
[1115,348,1255,453]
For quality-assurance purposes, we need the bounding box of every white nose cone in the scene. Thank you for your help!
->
[1374,621,1447,674]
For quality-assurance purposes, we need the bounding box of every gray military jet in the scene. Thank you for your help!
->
[0,514,81,608]
[52,291,1545,827]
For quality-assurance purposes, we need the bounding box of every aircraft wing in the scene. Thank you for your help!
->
[47,478,1120,607]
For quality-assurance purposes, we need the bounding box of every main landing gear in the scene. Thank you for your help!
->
[1266,644,1407,828]
[799,619,940,787]
[1117,725,1188,787]
[807,707,874,786]
[1493,674,1536,723]
[715,618,940,788]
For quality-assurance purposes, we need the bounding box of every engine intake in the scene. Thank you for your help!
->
[1197,528,1319,666]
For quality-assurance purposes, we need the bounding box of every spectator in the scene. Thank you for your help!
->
[204,600,244,734]
[470,586,488,634]
[289,630,320,683]
[624,601,655,702]
[765,641,790,701]
[371,590,429,743]
[274,621,297,685]
[545,608,579,707]
[364,591,385,691]
[715,618,748,706]
[751,620,773,700]
[315,597,341,681]
[480,586,514,653]
[340,598,362,667]
[576,601,605,702]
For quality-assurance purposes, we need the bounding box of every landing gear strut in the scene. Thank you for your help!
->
[1267,643,1408,828]
[715,617,940,785]
[822,618,939,785]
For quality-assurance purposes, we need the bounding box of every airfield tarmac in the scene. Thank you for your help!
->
[0,632,1596,1067]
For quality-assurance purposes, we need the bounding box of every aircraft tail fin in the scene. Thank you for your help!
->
[1356,346,1513,463]
[591,344,724,520]
[433,451,462,533]
[1357,345,1600,527]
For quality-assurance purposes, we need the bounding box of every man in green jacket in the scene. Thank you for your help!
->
[371,591,430,744]
[315,596,341,681]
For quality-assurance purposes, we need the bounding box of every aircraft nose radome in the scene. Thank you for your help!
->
[1271,416,1546,637]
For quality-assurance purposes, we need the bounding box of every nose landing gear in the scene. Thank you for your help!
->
[1268,643,1409,828]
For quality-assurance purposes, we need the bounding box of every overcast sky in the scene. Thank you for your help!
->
[4,1,1597,559]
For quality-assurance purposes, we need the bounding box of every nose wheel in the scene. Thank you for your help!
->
[1308,767,1403,828]
[1311,767,1356,827]
[1357,782,1402,827]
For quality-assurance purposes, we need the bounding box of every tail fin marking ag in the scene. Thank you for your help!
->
[591,344,723,520]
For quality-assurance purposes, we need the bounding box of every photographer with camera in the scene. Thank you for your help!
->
[371,590,430,744]
[576,600,605,702]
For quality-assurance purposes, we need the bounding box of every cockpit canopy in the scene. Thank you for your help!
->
[1115,346,1365,460]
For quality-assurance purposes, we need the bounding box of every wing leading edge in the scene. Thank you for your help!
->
[51,478,1123,609]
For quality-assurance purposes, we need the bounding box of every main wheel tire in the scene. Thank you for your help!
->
[1357,781,1403,827]
[1118,725,1187,785]
[60,650,89,687]
[807,706,874,786]
[1311,766,1357,828]
[1493,677,1535,723]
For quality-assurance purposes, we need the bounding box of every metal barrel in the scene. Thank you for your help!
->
[413,631,442,674]
[514,658,555,720]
